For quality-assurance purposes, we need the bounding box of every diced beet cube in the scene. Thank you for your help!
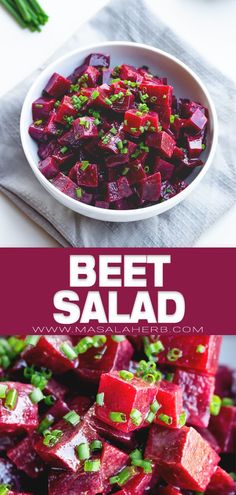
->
[116,176,133,198]
[119,64,143,82]
[170,117,185,139]
[127,163,147,185]
[179,99,207,118]
[154,105,172,130]
[32,97,56,121]
[35,408,99,471]
[115,472,153,495]
[111,91,135,113]
[140,82,173,107]
[38,156,59,179]
[187,135,203,158]
[160,181,178,201]
[153,157,175,181]
[209,405,236,453]
[100,441,128,488]
[136,172,161,202]
[172,179,188,195]
[7,433,43,478]
[73,117,98,140]
[157,487,183,495]
[67,396,93,419]
[101,68,113,85]
[215,366,233,398]
[76,337,134,383]
[0,382,38,433]
[195,426,220,453]
[145,425,219,491]
[90,410,136,449]
[48,468,103,495]
[84,53,110,68]
[146,111,160,132]
[154,381,184,429]
[51,173,77,200]
[146,131,176,158]
[172,146,185,160]
[105,153,129,168]
[58,128,78,147]
[173,369,215,428]
[187,108,208,132]
[148,336,222,375]
[51,146,74,166]
[43,111,59,136]
[99,126,125,154]
[76,162,98,188]
[44,73,71,98]
[28,122,47,143]
[44,379,67,401]
[95,371,159,432]
[38,140,57,160]
[124,109,151,137]
[54,96,77,124]
[106,177,132,203]
[205,466,236,494]
[68,63,88,83]
[23,336,78,374]
[46,399,70,421]
[95,83,112,108]
[84,66,100,86]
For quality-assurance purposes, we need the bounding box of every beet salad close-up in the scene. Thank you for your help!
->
[28,52,209,211]
[0,335,235,495]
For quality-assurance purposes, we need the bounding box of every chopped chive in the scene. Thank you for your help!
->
[43,429,63,447]
[63,410,81,426]
[196,344,206,353]
[104,97,112,106]
[122,167,129,176]
[74,336,93,354]
[130,127,137,133]
[44,395,55,406]
[158,413,173,425]
[31,373,48,390]
[34,120,43,126]
[80,161,90,171]
[25,336,40,346]
[90,439,102,452]
[150,400,161,414]
[5,388,18,409]
[0,485,10,495]
[116,466,137,486]
[54,100,61,108]
[146,411,155,424]
[76,187,83,199]
[92,335,107,348]
[129,449,142,462]
[109,411,127,423]
[60,146,68,155]
[210,395,222,416]
[222,398,234,406]
[167,348,183,362]
[84,459,100,472]
[130,408,142,426]
[150,96,157,103]
[131,458,152,473]
[96,392,104,406]
[119,370,134,381]
[38,414,54,434]
[166,372,174,382]
[110,126,117,135]
[202,143,206,150]
[0,384,7,399]
[92,90,99,100]
[111,336,125,342]
[144,165,150,173]
[179,411,187,427]
[109,475,120,485]
[60,342,77,361]
[76,442,90,460]
[29,387,44,404]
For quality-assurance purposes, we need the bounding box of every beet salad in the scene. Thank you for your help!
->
[28,53,208,211]
[0,335,235,495]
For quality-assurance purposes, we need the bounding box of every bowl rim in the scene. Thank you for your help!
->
[20,40,218,222]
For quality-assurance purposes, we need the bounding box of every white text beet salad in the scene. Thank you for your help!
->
[28,53,208,210]
[0,335,235,495]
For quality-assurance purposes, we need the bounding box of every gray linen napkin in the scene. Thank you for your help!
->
[0,0,235,247]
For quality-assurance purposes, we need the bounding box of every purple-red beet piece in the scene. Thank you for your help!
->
[32,97,56,121]
[44,73,71,98]
[7,433,43,478]
[154,380,184,429]
[173,368,215,428]
[38,156,59,179]
[153,157,175,181]
[146,131,176,158]
[23,336,78,374]
[145,425,220,491]
[95,371,159,432]
[136,172,161,202]
[0,382,38,434]
[209,405,236,453]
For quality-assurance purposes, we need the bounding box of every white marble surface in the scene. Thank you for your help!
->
[0,0,236,247]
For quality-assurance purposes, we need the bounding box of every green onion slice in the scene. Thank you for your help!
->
[5,388,18,409]
[84,459,100,472]
[63,410,81,426]
[96,392,104,406]
[109,411,127,423]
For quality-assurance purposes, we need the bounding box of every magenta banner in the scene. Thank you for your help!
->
[0,248,235,335]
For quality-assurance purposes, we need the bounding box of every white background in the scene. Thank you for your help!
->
[0,0,236,246]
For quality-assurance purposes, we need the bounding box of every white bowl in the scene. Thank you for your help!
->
[20,41,218,223]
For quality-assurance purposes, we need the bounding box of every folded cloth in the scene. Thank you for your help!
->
[0,0,235,247]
